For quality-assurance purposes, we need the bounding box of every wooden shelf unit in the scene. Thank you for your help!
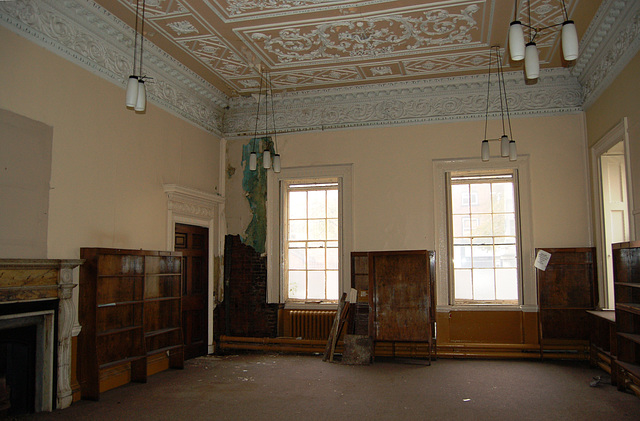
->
[536,248,597,358]
[587,310,617,384]
[78,248,184,400]
[613,241,640,396]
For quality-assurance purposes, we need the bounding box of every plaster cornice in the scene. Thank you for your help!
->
[572,0,640,109]
[224,68,583,138]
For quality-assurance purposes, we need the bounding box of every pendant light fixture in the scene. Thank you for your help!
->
[249,68,281,173]
[125,0,150,112]
[508,0,579,81]
[481,47,517,162]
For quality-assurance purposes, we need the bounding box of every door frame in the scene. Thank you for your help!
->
[164,184,225,354]
[591,117,635,309]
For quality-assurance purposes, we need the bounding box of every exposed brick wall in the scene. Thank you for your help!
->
[216,235,278,338]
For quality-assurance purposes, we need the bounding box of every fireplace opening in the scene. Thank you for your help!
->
[0,325,37,416]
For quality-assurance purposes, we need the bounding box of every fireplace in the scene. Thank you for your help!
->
[0,259,82,413]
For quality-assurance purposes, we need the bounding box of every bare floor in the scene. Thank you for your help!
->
[13,354,640,421]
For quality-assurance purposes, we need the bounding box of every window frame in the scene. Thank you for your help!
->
[447,170,522,305]
[266,165,353,308]
[433,157,535,312]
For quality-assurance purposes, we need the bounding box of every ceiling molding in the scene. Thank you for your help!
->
[223,67,583,138]
[0,0,228,134]
[1,0,637,136]
[572,0,640,109]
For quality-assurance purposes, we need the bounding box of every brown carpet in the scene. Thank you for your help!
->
[12,354,640,420]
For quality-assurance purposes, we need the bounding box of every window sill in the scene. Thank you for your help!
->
[436,304,538,312]
[284,302,339,311]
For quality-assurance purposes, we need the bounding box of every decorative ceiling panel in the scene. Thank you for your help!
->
[92,0,602,96]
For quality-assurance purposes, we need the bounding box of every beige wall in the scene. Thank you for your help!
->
[227,113,592,252]
[0,26,221,260]
[585,51,640,240]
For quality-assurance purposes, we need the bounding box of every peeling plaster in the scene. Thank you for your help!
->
[240,137,274,254]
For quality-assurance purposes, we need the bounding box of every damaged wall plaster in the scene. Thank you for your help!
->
[238,137,274,254]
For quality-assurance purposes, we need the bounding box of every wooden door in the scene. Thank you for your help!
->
[175,223,209,359]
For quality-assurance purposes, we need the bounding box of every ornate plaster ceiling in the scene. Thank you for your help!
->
[94,0,602,97]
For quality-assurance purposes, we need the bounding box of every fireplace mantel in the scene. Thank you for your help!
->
[0,258,83,411]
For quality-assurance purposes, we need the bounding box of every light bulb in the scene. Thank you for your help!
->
[501,135,509,157]
[249,152,257,171]
[135,79,146,111]
[509,140,517,161]
[273,154,281,173]
[481,140,490,162]
[562,21,579,61]
[263,149,272,169]
[509,21,525,61]
[126,76,139,108]
[525,42,539,80]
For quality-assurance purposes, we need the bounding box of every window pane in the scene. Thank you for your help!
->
[288,248,306,270]
[452,215,468,238]
[454,269,472,300]
[495,236,516,245]
[326,271,339,300]
[307,248,325,270]
[453,245,472,268]
[288,271,306,299]
[472,245,493,268]
[308,271,326,299]
[470,184,491,212]
[289,191,307,219]
[493,214,516,236]
[326,247,339,270]
[451,184,470,214]
[495,245,517,268]
[308,219,326,240]
[327,190,338,218]
[473,269,495,300]
[289,220,307,241]
[327,219,338,240]
[289,242,306,248]
[471,214,493,237]
[492,183,514,213]
[496,268,518,300]
[308,190,326,218]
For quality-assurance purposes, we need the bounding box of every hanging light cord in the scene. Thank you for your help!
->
[132,0,139,76]
[497,49,514,140]
[268,72,278,154]
[252,73,264,153]
[139,0,146,79]
[483,47,493,141]
[495,47,507,136]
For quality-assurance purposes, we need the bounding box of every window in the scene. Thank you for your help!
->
[449,171,520,305]
[266,165,353,306]
[284,181,340,302]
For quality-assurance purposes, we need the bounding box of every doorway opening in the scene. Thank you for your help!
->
[592,118,634,309]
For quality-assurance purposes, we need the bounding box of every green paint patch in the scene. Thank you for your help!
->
[241,137,273,254]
